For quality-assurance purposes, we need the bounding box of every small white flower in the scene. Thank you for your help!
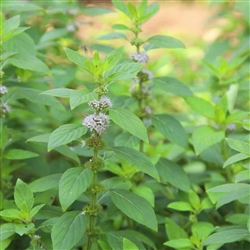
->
[83,113,110,134]
[81,211,86,215]
[66,24,76,32]
[142,69,154,80]
[226,123,236,131]
[88,96,112,111]
[145,106,152,115]
[68,8,78,15]
[80,140,86,147]
[0,86,8,95]
[34,235,41,239]
[2,102,11,113]
[129,52,149,63]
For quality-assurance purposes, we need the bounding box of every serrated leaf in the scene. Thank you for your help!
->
[192,126,225,155]
[106,62,142,80]
[165,218,188,240]
[223,153,249,168]
[0,223,16,241]
[203,228,249,245]
[156,158,190,191]
[4,149,38,160]
[0,209,23,220]
[132,185,154,207]
[29,174,62,193]
[41,88,74,98]
[39,28,68,44]
[110,189,158,231]
[164,239,194,248]
[185,96,216,120]
[14,179,34,212]
[70,90,98,109]
[111,146,159,181]
[27,133,50,143]
[59,168,93,211]
[112,24,129,30]
[15,223,34,236]
[64,47,88,69]
[123,238,139,250]
[145,35,185,51]
[168,201,193,211]
[17,88,65,111]
[110,108,148,143]
[48,124,87,151]
[30,204,45,218]
[111,0,131,18]
[105,46,124,71]
[51,211,88,250]
[154,77,193,96]
[225,138,250,155]
[152,114,188,148]
[96,32,127,40]
[8,55,49,73]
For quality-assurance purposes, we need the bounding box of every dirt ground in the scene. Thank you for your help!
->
[76,1,220,45]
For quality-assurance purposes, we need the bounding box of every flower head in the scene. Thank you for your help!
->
[88,96,112,111]
[0,85,8,95]
[141,69,154,80]
[82,113,109,134]
[1,102,11,114]
[129,51,149,63]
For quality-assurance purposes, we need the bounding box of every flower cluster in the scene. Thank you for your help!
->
[83,113,109,134]
[1,102,11,114]
[88,96,112,111]
[129,51,149,63]
[141,69,153,80]
[0,85,8,95]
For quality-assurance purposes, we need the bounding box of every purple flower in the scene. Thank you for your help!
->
[129,52,149,63]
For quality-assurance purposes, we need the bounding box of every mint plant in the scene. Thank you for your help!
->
[1,0,249,250]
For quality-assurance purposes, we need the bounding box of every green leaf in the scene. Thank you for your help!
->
[185,96,216,120]
[110,108,148,143]
[226,138,250,155]
[26,133,50,143]
[15,223,34,236]
[48,124,87,151]
[82,7,114,15]
[132,185,154,207]
[41,88,74,98]
[39,28,68,44]
[154,77,193,96]
[123,238,139,250]
[3,31,32,53]
[106,62,142,81]
[110,189,158,231]
[165,218,188,240]
[203,228,249,245]
[152,114,188,148]
[112,24,129,30]
[3,15,20,33]
[14,179,34,212]
[235,170,250,183]
[4,149,38,160]
[0,209,23,220]
[164,239,194,248]
[17,88,65,111]
[111,0,131,18]
[127,2,138,19]
[30,204,45,218]
[96,32,127,40]
[64,47,88,69]
[192,126,225,155]
[70,90,98,110]
[168,201,193,211]
[8,55,49,73]
[226,84,238,113]
[51,211,88,250]
[138,2,159,24]
[0,223,16,241]
[223,153,249,168]
[145,35,185,51]
[111,146,159,181]
[29,174,62,193]
[105,46,124,71]
[55,145,80,165]
[192,222,214,240]
[59,168,93,211]
[156,158,190,191]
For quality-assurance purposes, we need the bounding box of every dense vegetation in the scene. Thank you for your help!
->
[0,0,249,249]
